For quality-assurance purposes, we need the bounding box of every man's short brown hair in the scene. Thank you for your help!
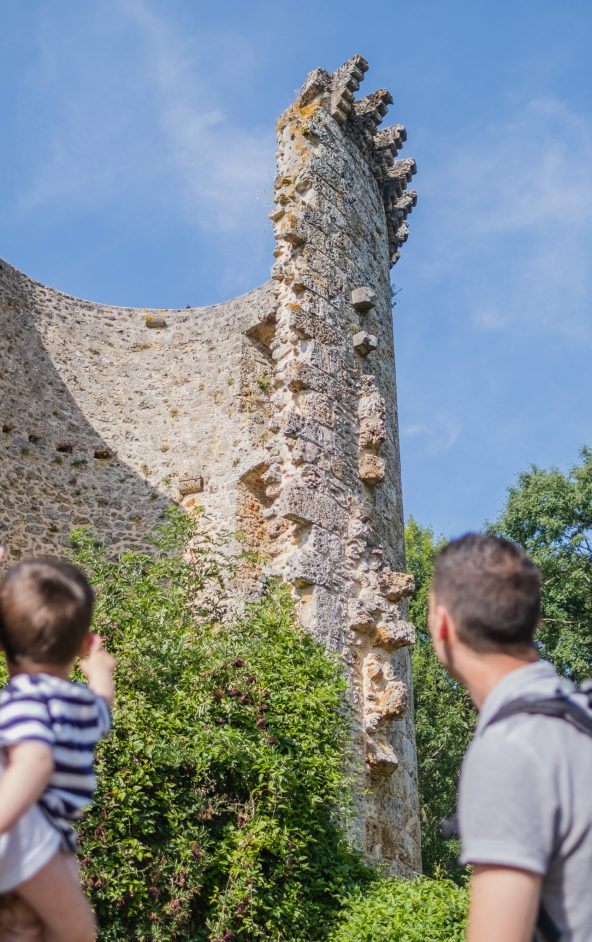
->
[0,558,94,666]
[432,533,541,652]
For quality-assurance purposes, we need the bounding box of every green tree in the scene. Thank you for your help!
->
[406,518,476,882]
[489,446,592,681]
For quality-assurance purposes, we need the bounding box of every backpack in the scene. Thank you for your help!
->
[443,679,592,942]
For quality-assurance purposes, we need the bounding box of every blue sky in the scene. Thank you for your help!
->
[1,1,590,538]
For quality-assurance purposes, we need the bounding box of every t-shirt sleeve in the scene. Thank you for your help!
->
[458,728,556,874]
[0,694,55,748]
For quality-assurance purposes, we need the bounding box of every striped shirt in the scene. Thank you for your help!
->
[0,672,111,851]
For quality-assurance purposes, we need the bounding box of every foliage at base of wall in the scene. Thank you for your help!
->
[332,877,467,942]
[67,510,470,941]
[72,509,372,941]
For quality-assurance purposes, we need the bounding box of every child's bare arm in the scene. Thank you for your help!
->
[0,741,54,834]
[79,633,116,707]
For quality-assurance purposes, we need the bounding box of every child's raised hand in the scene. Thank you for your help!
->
[79,633,115,706]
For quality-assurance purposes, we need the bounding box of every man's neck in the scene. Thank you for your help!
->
[457,648,539,710]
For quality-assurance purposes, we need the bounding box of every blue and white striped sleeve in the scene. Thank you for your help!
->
[0,694,55,748]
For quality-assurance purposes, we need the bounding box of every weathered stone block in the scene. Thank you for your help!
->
[351,286,376,312]
[145,315,167,329]
[359,452,385,484]
[377,679,408,720]
[366,738,398,776]
[353,331,378,356]
[276,484,347,532]
[284,412,335,447]
[374,618,415,651]
[377,569,415,601]
[178,472,204,497]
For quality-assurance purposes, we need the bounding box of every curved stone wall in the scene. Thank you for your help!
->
[0,56,421,874]
[0,258,275,557]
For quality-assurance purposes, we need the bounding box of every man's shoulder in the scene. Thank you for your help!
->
[461,719,546,790]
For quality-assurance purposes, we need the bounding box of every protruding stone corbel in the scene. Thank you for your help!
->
[178,471,204,497]
[366,737,398,777]
[359,452,385,484]
[374,124,407,157]
[353,331,378,356]
[358,378,386,449]
[353,89,393,133]
[351,286,376,313]
[364,655,407,723]
[377,569,414,601]
[330,54,368,124]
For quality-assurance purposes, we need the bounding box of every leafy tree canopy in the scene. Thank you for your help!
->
[488,446,592,680]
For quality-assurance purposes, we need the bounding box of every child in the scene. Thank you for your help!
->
[0,555,115,941]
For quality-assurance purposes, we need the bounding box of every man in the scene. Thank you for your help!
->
[429,533,592,942]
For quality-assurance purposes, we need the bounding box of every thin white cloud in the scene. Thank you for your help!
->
[402,416,461,454]
[419,96,592,341]
[15,1,274,234]
[123,0,274,231]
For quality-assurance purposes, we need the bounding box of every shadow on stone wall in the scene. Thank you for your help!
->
[0,260,173,562]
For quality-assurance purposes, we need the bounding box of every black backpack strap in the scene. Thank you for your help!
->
[536,902,561,942]
[488,694,592,737]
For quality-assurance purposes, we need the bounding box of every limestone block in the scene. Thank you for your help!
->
[289,438,323,467]
[348,599,376,633]
[276,484,347,532]
[288,308,340,346]
[359,452,385,484]
[300,340,342,376]
[353,331,378,356]
[301,391,336,427]
[374,618,415,651]
[374,123,407,156]
[377,679,408,720]
[298,67,331,107]
[358,387,386,449]
[178,472,204,497]
[283,361,345,397]
[284,549,334,588]
[145,315,167,329]
[377,569,415,602]
[366,738,398,776]
[284,412,335,448]
[351,286,376,313]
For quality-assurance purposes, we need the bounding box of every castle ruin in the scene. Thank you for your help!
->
[0,56,420,874]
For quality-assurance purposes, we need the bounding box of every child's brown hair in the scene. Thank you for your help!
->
[0,558,94,666]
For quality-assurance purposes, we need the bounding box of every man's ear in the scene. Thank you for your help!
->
[433,602,451,642]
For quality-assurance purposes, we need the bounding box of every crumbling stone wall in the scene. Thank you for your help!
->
[0,56,420,873]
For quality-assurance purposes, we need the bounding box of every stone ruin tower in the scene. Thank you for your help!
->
[0,56,420,873]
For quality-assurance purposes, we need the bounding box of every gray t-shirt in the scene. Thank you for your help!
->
[458,660,592,941]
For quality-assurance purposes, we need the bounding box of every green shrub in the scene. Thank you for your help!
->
[332,876,467,942]
[73,510,370,941]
